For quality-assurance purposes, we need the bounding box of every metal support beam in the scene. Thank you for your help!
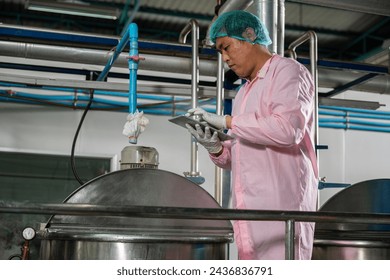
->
[322,73,379,98]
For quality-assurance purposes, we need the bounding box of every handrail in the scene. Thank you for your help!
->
[288,31,319,159]
[2,201,390,260]
[179,19,205,185]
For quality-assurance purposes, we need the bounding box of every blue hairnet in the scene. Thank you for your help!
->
[210,10,272,46]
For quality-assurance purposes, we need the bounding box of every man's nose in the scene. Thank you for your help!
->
[221,52,229,62]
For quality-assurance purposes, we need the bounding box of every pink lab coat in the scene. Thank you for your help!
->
[210,54,318,260]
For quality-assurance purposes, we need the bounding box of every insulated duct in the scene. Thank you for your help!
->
[0,40,219,77]
[1,40,389,95]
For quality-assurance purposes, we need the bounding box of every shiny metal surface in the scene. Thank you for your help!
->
[120,146,159,169]
[317,179,390,231]
[313,179,390,260]
[40,240,228,260]
[39,168,233,260]
[313,239,390,260]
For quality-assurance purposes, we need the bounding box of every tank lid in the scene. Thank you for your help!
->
[45,169,233,238]
[316,179,390,234]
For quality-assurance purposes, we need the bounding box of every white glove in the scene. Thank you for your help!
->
[186,107,226,130]
[122,110,149,144]
[186,123,222,154]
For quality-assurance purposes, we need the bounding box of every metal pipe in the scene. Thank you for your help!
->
[288,31,319,160]
[285,219,295,260]
[179,19,204,184]
[1,40,389,94]
[218,0,254,14]
[0,40,219,77]
[128,23,138,114]
[203,0,254,46]
[3,201,390,260]
[277,0,285,56]
[254,0,278,54]
[1,201,390,224]
[214,52,225,204]
[250,0,285,55]
[96,31,129,82]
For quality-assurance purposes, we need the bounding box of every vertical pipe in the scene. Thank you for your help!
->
[277,0,285,56]
[253,0,278,54]
[310,32,319,162]
[288,31,319,207]
[288,32,318,157]
[179,20,204,184]
[128,23,138,114]
[285,219,295,260]
[388,46,390,74]
[215,52,225,204]
[203,0,254,47]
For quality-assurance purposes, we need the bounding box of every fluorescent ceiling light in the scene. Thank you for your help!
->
[26,0,119,20]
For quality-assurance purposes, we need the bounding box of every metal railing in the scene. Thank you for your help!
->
[1,200,390,260]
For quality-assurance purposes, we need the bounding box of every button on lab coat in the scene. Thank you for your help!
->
[211,55,318,260]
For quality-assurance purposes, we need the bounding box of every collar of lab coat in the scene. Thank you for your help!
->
[257,54,276,79]
[244,54,276,86]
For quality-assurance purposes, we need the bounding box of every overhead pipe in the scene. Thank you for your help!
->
[179,19,205,185]
[0,40,219,77]
[1,39,390,94]
[96,29,129,82]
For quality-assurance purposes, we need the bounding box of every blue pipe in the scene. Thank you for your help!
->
[320,123,390,133]
[0,88,203,109]
[128,23,138,114]
[320,105,390,116]
[0,82,194,102]
[97,30,130,82]
[320,118,390,127]
[320,109,390,121]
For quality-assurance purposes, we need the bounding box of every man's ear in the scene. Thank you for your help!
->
[242,27,257,43]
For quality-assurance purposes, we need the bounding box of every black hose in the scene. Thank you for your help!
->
[70,89,94,185]
[8,254,21,260]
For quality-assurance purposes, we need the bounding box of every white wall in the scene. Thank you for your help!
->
[2,90,390,205]
[2,90,390,260]
[318,90,390,206]
[0,103,217,195]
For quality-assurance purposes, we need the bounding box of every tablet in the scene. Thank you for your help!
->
[169,115,234,141]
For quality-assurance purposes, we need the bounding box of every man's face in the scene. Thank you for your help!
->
[215,36,255,80]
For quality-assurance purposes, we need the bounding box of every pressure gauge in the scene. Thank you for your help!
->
[22,227,36,241]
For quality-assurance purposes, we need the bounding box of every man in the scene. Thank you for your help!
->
[186,10,318,260]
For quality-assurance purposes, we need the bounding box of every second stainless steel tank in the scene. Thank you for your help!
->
[312,178,390,260]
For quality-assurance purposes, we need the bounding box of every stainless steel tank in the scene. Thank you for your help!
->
[312,179,390,260]
[38,168,233,260]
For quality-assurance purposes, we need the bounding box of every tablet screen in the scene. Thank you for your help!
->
[169,115,234,141]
